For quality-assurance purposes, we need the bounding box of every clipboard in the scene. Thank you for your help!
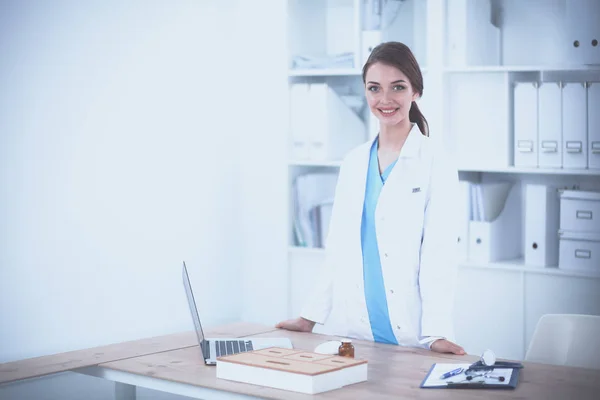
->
[420,363,521,389]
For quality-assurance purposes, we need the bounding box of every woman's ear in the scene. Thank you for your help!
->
[412,92,421,102]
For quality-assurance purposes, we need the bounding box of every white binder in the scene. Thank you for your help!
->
[524,184,560,267]
[514,82,538,167]
[538,83,562,169]
[562,83,588,169]
[588,82,600,169]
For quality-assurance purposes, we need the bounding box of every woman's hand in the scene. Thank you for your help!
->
[275,317,316,332]
[430,339,466,355]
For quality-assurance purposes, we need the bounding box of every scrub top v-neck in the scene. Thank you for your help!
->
[360,137,399,345]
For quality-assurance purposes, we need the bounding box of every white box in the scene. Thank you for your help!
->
[524,184,560,267]
[559,190,600,233]
[562,83,588,169]
[588,82,600,169]
[559,231,600,272]
[538,83,563,169]
[514,82,538,167]
[216,347,368,395]
[468,183,521,263]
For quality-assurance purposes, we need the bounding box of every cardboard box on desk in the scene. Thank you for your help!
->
[216,347,368,395]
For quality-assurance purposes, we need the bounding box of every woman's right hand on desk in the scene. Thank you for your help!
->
[275,317,316,332]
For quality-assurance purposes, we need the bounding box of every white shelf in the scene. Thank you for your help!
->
[288,249,600,279]
[461,259,600,279]
[289,160,342,168]
[443,65,600,73]
[288,68,362,77]
[288,246,325,255]
[458,166,600,176]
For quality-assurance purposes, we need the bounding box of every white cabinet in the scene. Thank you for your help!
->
[454,267,524,360]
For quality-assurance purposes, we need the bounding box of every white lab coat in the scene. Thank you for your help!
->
[300,124,460,347]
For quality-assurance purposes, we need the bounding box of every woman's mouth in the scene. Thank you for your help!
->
[378,108,399,117]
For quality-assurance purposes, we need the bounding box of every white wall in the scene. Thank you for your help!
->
[234,0,290,325]
[0,0,246,398]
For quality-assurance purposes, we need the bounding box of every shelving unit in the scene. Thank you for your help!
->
[285,0,600,360]
[288,68,362,77]
[458,166,600,176]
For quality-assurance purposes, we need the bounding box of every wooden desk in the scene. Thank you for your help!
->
[2,323,600,399]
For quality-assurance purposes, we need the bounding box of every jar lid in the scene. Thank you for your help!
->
[341,339,352,343]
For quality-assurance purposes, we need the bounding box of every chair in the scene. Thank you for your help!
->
[525,314,600,370]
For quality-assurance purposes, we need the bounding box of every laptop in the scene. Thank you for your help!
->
[182,261,293,365]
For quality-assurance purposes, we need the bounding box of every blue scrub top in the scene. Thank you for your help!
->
[361,138,399,345]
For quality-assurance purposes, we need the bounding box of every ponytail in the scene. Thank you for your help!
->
[409,101,429,137]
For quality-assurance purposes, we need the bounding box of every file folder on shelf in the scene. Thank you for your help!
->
[538,83,562,169]
[524,184,560,267]
[562,82,588,169]
[514,82,538,168]
[308,84,366,161]
[588,82,600,169]
[468,182,521,263]
[289,84,366,161]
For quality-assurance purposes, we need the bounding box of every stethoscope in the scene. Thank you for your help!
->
[459,349,523,383]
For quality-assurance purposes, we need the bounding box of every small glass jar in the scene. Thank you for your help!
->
[338,340,355,358]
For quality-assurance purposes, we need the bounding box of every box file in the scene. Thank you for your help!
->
[562,83,588,169]
[308,84,366,161]
[457,181,471,262]
[289,84,366,161]
[514,82,538,167]
[558,230,600,272]
[589,82,600,169]
[468,183,521,263]
[559,190,600,233]
[538,83,562,169]
[524,184,560,267]
[289,84,311,159]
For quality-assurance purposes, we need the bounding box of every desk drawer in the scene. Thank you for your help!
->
[559,190,600,232]
[559,230,600,272]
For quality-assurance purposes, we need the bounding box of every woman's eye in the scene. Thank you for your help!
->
[368,86,379,92]
[393,85,406,91]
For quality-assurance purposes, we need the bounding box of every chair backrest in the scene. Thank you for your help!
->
[525,314,600,370]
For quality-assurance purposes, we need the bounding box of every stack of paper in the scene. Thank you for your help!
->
[217,347,368,394]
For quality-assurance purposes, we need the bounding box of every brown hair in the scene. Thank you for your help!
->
[362,42,429,136]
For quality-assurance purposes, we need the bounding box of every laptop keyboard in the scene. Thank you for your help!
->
[214,340,253,357]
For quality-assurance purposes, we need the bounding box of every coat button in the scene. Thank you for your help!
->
[396,325,401,330]
[389,289,394,294]
[384,253,388,258]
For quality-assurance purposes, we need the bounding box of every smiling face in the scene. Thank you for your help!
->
[364,62,420,128]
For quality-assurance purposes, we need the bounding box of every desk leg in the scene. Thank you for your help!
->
[115,382,136,400]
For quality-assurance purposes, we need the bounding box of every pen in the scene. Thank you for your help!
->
[440,367,464,380]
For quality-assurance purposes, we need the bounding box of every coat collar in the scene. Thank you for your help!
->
[369,123,424,159]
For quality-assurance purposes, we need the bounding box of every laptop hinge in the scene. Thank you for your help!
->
[202,339,210,360]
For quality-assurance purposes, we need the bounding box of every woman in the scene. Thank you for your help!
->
[277,42,465,355]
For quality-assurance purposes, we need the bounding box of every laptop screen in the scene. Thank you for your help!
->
[182,262,207,351]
